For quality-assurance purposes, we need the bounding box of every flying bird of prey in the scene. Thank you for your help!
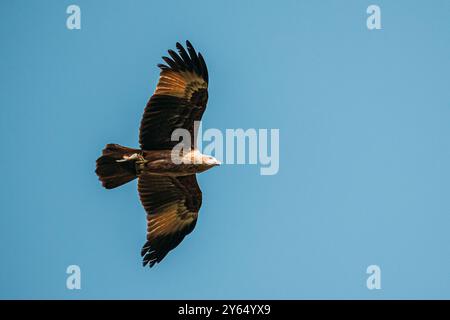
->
[95,41,219,268]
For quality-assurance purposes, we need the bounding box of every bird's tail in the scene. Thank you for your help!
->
[95,144,141,189]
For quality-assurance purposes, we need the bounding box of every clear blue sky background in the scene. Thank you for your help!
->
[1,0,449,299]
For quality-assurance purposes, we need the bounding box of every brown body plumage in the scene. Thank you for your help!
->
[95,41,219,267]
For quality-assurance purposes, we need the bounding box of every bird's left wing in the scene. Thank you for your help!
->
[139,41,209,150]
[138,174,202,267]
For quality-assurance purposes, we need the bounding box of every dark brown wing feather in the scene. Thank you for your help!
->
[139,41,209,150]
[138,174,202,267]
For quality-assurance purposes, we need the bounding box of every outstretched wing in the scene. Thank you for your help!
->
[138,174,202,267]
[139,41,209,150]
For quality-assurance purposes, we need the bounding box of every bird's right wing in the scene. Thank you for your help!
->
[138,174,202,267]
[139,41,209,150]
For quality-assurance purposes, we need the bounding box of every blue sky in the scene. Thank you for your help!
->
[0,0,449,299]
